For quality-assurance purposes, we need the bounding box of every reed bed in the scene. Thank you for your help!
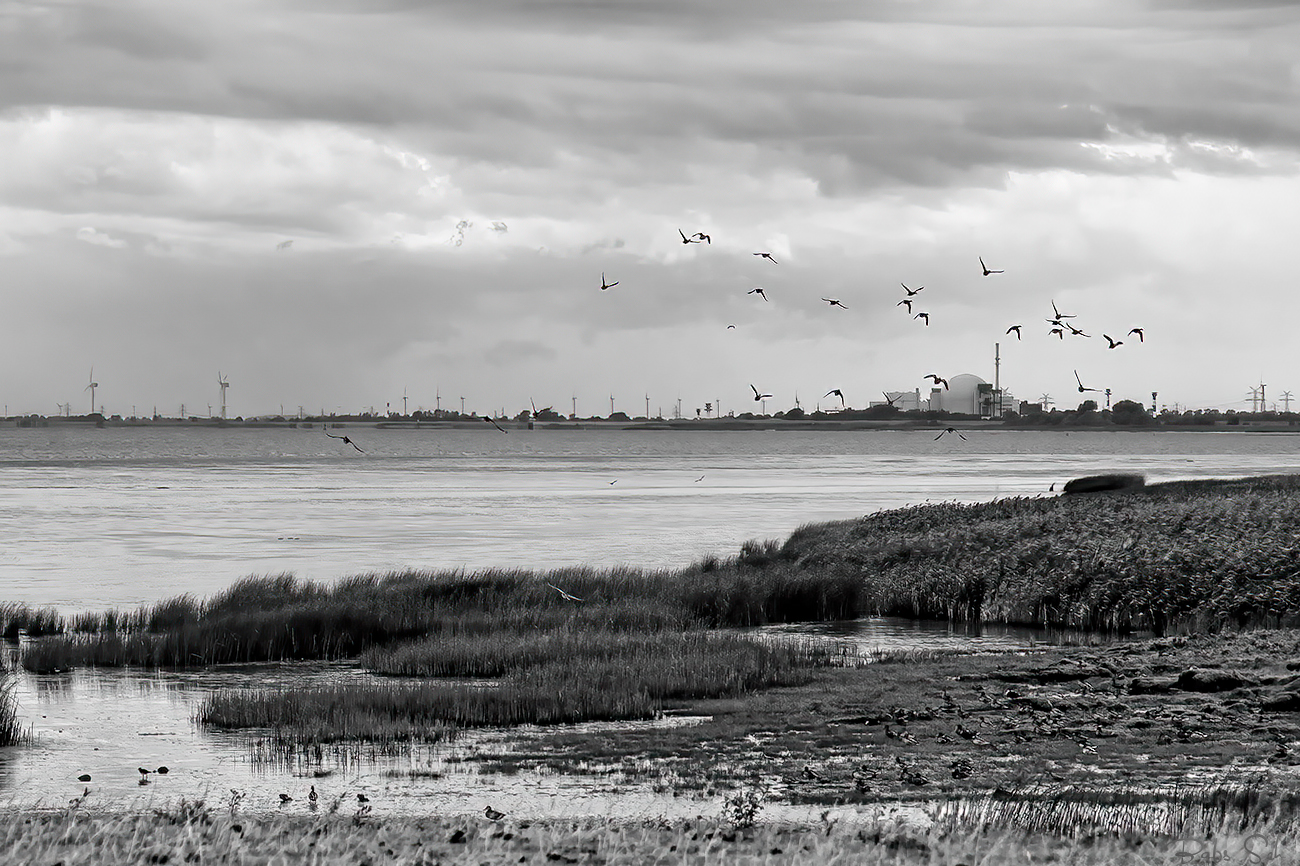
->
[0,602,64,639]
[780,473,1300,633]
[0,666,24,746]
[201,632,832,739]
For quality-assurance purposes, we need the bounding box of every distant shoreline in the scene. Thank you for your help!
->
[4,416,1300,433]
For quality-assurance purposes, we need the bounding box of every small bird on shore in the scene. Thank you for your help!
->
[279,793,293,804]
[357,793,369,803]
[600,272,618,290]
[484,805,506,821]
[884,724,917,744]
[484,416,508,434]
[753,251,778,264]
[821,298,848,309]
[308,785,318,805]
[78,774,92,782]
[979,256,1003,276]
[323,429,363,452]
[138,768,151,780]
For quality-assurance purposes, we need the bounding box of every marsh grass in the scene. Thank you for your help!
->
[9,806,1300,866]
[0,602,63,639]
[0,666,24,746]
[781,473,1300,633]
[202,632,833,740]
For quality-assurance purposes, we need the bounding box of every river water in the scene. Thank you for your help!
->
[1,425,1298,818]
[3,424,1298,610]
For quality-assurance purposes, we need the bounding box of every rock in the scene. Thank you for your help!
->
[1128,676,1176,694]
[1174,668,1252,692]
[1062,473,1146,494]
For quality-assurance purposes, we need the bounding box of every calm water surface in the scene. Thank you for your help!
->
[2,425,1298,610]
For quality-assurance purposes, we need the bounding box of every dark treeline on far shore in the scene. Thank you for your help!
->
[6,400,1300,430]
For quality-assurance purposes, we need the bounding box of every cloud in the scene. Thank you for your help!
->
[75,226,126,248]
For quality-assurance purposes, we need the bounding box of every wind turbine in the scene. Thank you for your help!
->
[85,369,98,415]
[218,372,230,419]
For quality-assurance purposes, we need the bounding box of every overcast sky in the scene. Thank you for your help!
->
[2,0,1299,418]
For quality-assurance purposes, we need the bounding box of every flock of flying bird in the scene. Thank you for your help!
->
[596,231,1148,438]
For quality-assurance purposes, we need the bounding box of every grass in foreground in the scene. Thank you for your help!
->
[0,666,24,746]
[200,632,833,740]
[6,804,1300,866]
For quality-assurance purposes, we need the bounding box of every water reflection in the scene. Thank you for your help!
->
[756,616,1144,656]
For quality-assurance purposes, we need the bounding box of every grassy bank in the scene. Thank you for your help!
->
[779,473,1300,633]
[0,666,23,746]
[6,805,1300,865]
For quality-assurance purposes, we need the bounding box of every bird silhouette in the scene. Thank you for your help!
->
[690,232,711,244]
[750,384,773,401]
[279,793,293,804]
[753,251,778,264]
[979,256,1003,276]
[308,785,318,805]
[824,389,845,406]
[1006,325,1022,340]
[78,774,91,782]
[747,287,768,301]
[678,229,700,245]
[726,324,736,329]
[694,474,705,482]
[484,805,506,821]
[935,427,967,441]
[323,429,363,452]
[357,793,369,803]
[1074,370,1102,393]
[882,392,900,408]
[1128,327,1145,342]
[1103,334,1123,349]
[156,767,168,775]
[925,374,949,390]
[901,283,924,296]
[1051,300,1076,320]
[546,582,582,602]
[484,416,508,433]
[914,311,930,325]
[1066,323,1090,337]
[821,298,847,309]
[600,272,618,290]
[897,298,913,312]
[1049,328,1064,340]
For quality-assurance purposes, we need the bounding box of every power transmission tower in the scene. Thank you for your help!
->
[1282,391,1294,413]
[1247,387,1260,412]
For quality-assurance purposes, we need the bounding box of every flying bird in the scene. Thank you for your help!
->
[690,232,711,244]
[753,252,778,264]
[900,283,924,296]
[1128,328,1145,342]
[1103,334,1123,349]
[821,298,848,309]
[678,229,700,244]
[726,324,736,329]
[1074,370,1102,393]
[1051,300,1076,320]
[323,429,363,453]
[484,416,508,433]
[750,384,772,401]
[935,427,967,441]
[694,475,705,482]
[882,392,900,407]
[546,582,582,602]
[979,256,1003,276]
[1066,323,1091,338]
[600,272,618,290]
[1049,327,1064,339]
[1006,325,1022,340]
[914,311,930,325]
[897,298,913,313]
[925,374,949,389]
[824,388,845,406]
[747,287,768,301]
